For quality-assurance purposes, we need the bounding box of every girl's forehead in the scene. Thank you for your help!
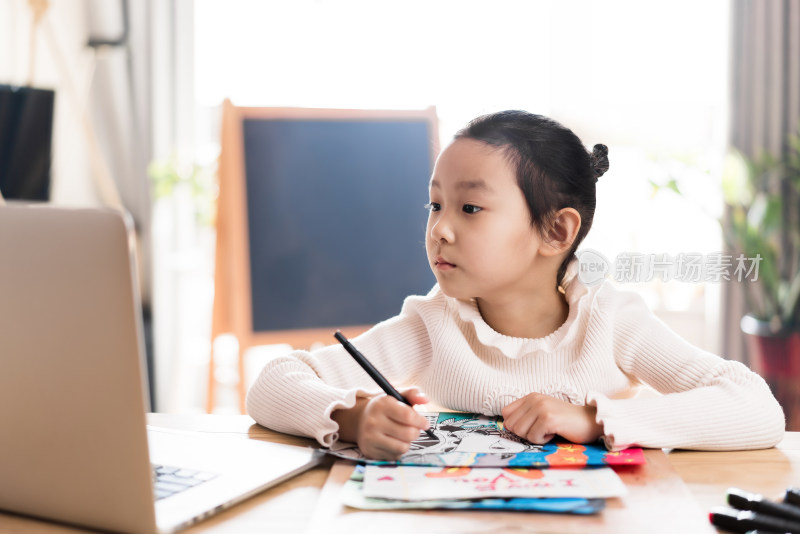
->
[440,137,505,159]
[430,138,515,188]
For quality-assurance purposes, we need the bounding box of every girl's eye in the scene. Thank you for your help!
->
[424,202,441,212]
[462,204,482,214]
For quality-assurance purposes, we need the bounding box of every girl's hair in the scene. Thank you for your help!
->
[454,110,609,287]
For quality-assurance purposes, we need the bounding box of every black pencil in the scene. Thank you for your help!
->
[334,331,437,440]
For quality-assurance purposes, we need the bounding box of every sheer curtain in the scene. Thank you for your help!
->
[84,0,197,411]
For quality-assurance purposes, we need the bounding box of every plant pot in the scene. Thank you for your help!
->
[740,314,800,431]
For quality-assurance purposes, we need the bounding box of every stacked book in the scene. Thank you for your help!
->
[325,412,645,514]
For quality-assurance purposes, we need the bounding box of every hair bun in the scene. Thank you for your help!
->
[590,144,609,181]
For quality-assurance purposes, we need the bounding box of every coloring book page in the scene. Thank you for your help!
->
[327,412,645,467]
[362,464,628,501]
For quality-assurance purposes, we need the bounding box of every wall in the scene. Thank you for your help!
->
[1,0,97,206]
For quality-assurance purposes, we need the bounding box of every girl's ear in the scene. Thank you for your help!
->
[539,208,581,256]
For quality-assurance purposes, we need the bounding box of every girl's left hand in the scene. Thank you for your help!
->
[501,393,603,444]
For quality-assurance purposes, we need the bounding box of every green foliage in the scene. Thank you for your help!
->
[720,141,800,328]
[651,128,800,329]
[148,152,217,227]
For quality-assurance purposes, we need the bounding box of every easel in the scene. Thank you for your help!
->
[208,102,439,413]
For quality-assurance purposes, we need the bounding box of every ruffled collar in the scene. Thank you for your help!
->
[450,259,590,358]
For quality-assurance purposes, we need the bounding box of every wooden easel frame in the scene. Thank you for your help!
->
[208,101,439,413]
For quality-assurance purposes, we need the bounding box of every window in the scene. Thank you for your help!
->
[193,0,730,356]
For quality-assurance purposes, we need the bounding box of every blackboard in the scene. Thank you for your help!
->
[210,102,439,412]
[243,118,436,331]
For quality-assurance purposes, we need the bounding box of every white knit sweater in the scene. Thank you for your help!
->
[246,272,785,451]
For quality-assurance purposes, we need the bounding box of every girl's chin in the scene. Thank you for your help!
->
[434,281,473,301]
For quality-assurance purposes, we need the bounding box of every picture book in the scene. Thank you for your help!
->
[362,464,628,501]
[327,412,645,467]
[341,464,606,513]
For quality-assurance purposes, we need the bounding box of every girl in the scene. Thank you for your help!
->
[246,110,784,460]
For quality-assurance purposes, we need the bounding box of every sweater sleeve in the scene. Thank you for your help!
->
[245,292,437,447]
[586,285,785,451]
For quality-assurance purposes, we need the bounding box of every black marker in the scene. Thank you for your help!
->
[728,487,800,522]
[709,506,800,533]
[334,331,436,440]
[786,487,800,508]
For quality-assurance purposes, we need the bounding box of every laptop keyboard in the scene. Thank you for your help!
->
[152,464,218,500]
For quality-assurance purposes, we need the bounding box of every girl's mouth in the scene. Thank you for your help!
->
[434,257,456,271]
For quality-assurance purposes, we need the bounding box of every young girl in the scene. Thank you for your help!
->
[246,110,785,460]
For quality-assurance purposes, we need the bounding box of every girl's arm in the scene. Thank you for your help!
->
[245,291,438,447]
[588,286,785,451]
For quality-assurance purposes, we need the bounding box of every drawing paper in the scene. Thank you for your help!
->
[362,465,627,501]
[327,412,645,467]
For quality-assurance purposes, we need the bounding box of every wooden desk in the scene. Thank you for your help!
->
[0,414,797,533]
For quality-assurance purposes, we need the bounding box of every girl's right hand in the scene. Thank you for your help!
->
[338,388,430,460]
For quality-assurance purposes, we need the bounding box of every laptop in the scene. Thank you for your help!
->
[0,204,322,533]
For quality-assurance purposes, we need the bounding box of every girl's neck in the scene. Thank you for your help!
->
[475,287,569,340]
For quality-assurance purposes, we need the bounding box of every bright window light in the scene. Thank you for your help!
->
[194,0,729,332]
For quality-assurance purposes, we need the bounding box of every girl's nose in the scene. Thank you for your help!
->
[429,213,454,243]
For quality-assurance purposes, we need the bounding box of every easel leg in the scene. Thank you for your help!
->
[206,338,216,413]
[238,345,247,414]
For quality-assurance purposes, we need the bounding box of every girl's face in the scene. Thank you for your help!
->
[425,138,551,303]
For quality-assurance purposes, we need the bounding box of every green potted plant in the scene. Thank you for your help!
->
[650,127,800,428]
[721,131,800,427]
